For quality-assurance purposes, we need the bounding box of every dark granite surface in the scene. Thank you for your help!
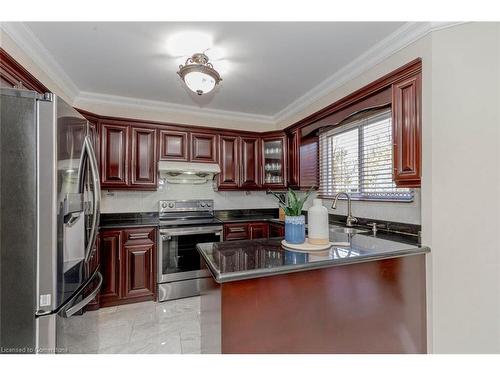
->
[99,212,159,229]
[197,227,430,283]
[214,208,279,223]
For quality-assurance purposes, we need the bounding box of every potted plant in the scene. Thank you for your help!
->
[269,188,313,244]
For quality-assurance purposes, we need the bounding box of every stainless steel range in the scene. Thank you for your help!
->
[157,199,223,302]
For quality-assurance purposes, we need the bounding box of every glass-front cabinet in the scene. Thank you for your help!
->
[262,135,287,189]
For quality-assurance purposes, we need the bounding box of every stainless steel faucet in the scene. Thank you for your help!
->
[331,192,358,227]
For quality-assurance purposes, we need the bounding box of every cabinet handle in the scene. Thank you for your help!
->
[128,233,149,240]
[230,227,246,233]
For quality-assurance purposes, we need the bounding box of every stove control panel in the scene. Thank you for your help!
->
[159,199,214,213]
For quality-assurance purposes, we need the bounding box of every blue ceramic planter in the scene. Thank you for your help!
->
[285,215,306,244]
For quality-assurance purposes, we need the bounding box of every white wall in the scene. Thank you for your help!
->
[425,22,500,353]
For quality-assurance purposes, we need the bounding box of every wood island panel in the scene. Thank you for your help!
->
[201,254,427,354]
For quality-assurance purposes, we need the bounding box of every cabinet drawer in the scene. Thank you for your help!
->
[123,227,156,244]
[269,222,285,238]
[224,223,249,241]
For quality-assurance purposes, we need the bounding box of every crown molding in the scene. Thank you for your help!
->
[273,22,465,126]
[0,22,80,100]
[75,91,276,127]
[1,21,465,130]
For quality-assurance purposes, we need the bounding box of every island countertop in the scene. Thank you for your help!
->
[197,228,430,283]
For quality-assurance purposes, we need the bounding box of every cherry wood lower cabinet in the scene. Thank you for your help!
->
[223,222,272,241]
[99,227,156,307]
[268,222,285,237]
[201,254,427,354]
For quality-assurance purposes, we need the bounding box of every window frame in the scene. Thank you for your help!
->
[319,110,414,202]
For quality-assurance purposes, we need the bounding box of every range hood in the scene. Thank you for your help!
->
[158,161,220,184]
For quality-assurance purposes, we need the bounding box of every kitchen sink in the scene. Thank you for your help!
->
[330,226,369,235]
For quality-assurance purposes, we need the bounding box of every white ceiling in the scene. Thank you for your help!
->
[23,22,406,118]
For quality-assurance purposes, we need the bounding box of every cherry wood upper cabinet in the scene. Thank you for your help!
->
[240,136,261,189]
[218,135,240,189]
[392,72,422,187]
[130,127,157,188]
[159,129,189,161]
[261,135,287,189]
[101,123,129,188]
[287,130,300,188]
[191,132,217,163]
[0,48,49,93]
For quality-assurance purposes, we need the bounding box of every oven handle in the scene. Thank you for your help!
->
[160,228,223,237]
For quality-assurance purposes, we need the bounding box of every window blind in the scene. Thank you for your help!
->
[319,109,413,201]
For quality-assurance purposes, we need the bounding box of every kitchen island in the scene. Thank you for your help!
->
[197,229,430,354]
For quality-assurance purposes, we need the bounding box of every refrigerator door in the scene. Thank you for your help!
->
[36,96,101,352]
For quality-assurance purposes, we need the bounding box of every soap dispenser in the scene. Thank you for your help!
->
[307,198,329,245]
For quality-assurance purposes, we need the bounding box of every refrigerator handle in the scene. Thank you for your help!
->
[83,136,101,263]
[59,271,103,318]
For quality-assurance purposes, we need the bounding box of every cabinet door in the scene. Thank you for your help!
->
[101,123,129,188]
[287,130,300,188]
[191,132,217,163]
[240,137,261,189]
[269,222,285,238]
[218,135,240,189]
[159,129,189,161]
[249,222,269,239]
[121,228,156,300]
[224,223,249,241]
[99,230,122,306]
[130,127,157,188]
[262,135,287,189]
[392,73,421,187]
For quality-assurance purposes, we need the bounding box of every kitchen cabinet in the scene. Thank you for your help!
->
[159,129,189,161]
[392,72,421,187]
[269,222,285,238]
[248,222,268,239]
[191,132,217,163]
[121,228,156,300]
[218,135,240,189]
[224,223,250,241]
[287,129,318,190]
[262,135,287,189]
[101,123,129,188]
[100,122,158,190]
[0,48,49,93]
[218,135,262,190]
[99,230,122,306]
[223,222,270,241]
[130,127,157,187]
[239,136,261,189]
[99,227,156,307]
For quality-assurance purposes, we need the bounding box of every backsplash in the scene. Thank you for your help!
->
[100,182,279,213]
[101,182,421,225]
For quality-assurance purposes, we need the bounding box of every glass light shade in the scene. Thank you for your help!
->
[184,71,216,95]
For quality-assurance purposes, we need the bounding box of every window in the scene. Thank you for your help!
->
[319,109,413,201]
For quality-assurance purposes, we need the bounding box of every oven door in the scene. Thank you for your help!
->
[158,225,222,283]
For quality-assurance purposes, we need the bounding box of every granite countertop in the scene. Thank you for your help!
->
[99,212,159,229]
[197,227,430,283]
[214,209,280,223]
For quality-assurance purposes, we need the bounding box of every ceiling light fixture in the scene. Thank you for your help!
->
[177,53,222,95]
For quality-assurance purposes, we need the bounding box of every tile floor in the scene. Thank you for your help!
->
[62,297,201,354]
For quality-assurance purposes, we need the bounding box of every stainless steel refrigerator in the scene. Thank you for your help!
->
[0,87,102,353]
